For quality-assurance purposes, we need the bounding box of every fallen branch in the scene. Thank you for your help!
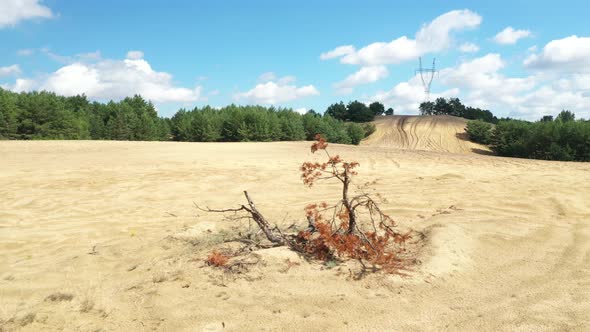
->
[195,191,285,246]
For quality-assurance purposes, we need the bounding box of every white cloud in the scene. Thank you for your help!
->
[369,75,459,114]
[459,42,479,53]
[0,64,22,77]
[17,49,34,56]
[524,35,590,72]
[5,52,203,103]
[258,72,276,82]
[40,48,102,64]
[493,27,531,45]
[323,10,481,66]
[126,50,144,60]
[320,45,355,60]
[294,107,307,114]
[277,75,296,85]
[258,72,296,85]
[369,52,590,120]
[335,66,389,94]
[0,0,53,28]
[438,54,537,111]
[1,78,35,92]
[235,78,319,105]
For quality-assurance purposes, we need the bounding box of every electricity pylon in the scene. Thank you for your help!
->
[415,57,438,101]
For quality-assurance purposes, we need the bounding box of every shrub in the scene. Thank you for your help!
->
[466,119,493,144]
[346,123,366,145]
[205,251,230,267]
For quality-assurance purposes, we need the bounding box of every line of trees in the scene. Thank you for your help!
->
[420,97,498,123]
[0,88,374,145]
[170,106,374,145]
[325,100,393,122]
[466,110,590,161]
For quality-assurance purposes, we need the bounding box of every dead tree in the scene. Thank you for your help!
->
[197,135,412,273]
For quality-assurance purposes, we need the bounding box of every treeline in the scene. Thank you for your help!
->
[420,97,498,123]
[170,106,374,144]
[0,89,170,141]
[466,111,590,161]
[0,88,374,145]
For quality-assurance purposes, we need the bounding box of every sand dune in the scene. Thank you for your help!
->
[1,141,589,331]
[362,115,489,154]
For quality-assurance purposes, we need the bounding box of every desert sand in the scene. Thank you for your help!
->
[362,115,489,154]
[1,131,590,331]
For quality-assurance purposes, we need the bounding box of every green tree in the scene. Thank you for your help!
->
[419,101,434,115]
[556,110,575,122]
[369,101,385,117]
[325,102,347,121]
[346,100,373,122]
[540,115,554,122]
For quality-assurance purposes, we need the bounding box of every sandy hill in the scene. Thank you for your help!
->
[361,115,489,154]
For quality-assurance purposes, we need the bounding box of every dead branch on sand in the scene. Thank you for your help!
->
[197,135,413,274]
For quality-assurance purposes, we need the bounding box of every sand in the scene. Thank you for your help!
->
[1,139,589,331]
[362,115,490,154]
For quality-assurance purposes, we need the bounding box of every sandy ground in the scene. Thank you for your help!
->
[1,140,590,331]
[362,115,489,154]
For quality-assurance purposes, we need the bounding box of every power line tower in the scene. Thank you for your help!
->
[415,57,438,101]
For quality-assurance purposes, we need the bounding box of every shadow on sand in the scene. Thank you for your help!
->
[455,132,495,156]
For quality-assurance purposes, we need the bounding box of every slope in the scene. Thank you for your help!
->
[361,115,489,154]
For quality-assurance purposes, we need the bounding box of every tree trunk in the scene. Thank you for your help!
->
[243,191,284,245]
[341,173,356,234]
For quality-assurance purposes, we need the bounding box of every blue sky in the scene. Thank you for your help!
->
[1,0,590,119]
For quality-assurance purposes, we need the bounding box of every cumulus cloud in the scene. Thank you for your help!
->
[1,78,35,92]
[320,45,355,60]
[234,76,319,105]
[335,66,389,94]
[294,107,308,114]
[438,54,537,111]
[493,27,531,45]
[524,35,590,71]
[459,42,479,53]
[369,75,459,114]
[368,52,590,120]
[0,0,53,28]
[322,10,481,66]
[4,51,203,103]
[0,64,22,77]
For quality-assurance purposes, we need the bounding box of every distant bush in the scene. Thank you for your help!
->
[346,123,366,145]
[463,110,590,162]
[465,120,493,144]
[489,113,590,161]
[361,123,376,137]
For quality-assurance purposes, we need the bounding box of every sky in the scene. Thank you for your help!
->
[1,0,590,120]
